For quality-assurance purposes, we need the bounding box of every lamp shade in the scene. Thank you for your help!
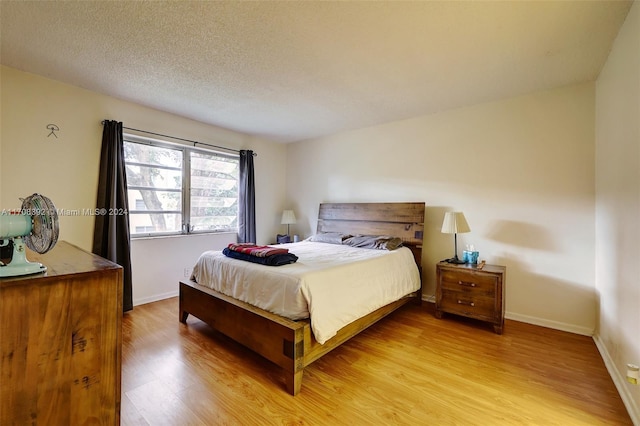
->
[441,212,470,234]
[281,210,297,225]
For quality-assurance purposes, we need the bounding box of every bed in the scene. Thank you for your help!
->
[179,202,425,395]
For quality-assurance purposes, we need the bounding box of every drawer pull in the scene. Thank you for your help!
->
[457,300,475,307]
[458,280,476,287]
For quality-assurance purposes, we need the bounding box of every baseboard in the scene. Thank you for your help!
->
[593,334,640,425]
[422,295,595,336]
[422,294,436,303]
[133,290,179,307]
[135,295,592,338]
[505,311,594,336]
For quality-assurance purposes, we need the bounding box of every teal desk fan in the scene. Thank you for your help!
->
[0,194,59,277]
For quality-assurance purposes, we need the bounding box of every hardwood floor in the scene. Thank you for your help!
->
[122,298,631,425]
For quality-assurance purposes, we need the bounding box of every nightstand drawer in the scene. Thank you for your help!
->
[439,291,496,321]
[439,269,497,296]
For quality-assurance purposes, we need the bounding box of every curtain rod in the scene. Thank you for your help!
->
[101,121,256,156]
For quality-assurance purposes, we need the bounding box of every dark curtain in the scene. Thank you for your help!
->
[93,120,133,312]
[238,150,256,243]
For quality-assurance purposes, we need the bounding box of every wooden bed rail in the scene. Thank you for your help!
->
[180,280,419,395]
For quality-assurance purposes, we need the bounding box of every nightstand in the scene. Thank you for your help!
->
[435,262,506,334]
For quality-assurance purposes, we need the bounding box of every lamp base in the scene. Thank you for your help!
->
[444,256,466,264]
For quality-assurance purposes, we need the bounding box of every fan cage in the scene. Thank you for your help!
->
[20,193,59,254]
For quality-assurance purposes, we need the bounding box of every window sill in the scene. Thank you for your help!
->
[131,231,237,241]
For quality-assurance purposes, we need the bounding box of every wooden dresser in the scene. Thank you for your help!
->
[435,262,506,334]
[0,241,123,425]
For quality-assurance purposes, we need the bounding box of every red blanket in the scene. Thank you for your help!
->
[226,243,289,258]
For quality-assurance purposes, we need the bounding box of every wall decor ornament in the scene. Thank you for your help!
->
[46,124,60,138]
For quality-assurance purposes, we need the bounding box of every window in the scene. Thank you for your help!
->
[123,135,239,237]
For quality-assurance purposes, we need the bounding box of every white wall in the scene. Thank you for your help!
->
[287,83,596,335]
[595,1,640,422]
[130,232,235,305]
[0,66,288,305]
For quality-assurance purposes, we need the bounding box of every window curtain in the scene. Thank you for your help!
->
[238,150,256,243]
[93,120,133,312]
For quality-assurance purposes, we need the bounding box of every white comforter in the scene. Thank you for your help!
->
[191,241,420,344]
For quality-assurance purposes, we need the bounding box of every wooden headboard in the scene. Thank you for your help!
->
[316,202,425,267]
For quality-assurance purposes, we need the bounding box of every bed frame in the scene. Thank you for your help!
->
[179,202,425,395]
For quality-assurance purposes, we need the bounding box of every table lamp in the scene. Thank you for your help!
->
[441,211,470,264]
[281,210,296,238]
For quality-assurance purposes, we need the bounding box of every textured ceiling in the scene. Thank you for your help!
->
[0,1,633,143]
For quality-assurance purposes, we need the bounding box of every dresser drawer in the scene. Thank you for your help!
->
[439,291,496,321]
[439,269,497,296]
